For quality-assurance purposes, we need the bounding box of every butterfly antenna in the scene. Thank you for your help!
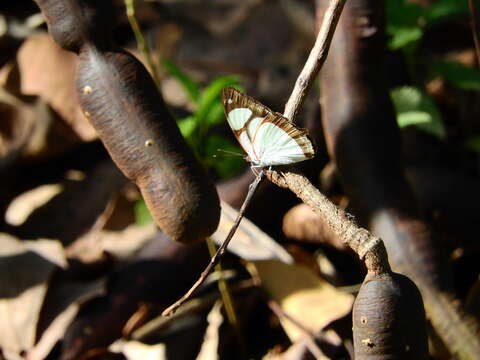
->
[214,148,244,157]
[162,169,265,316]
[212,149,243,158]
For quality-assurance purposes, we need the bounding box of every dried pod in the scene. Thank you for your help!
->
[34,0,221,243]
[75,48,220,243]
[32,0,112,53]
[353,272,428,359]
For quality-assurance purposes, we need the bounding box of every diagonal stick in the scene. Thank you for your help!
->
[162,170,265,316]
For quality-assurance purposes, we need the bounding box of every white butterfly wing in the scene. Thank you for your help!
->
[224,107,259,162]
[253,117,313,166]
[222,87,315,167]
[227,108,252,130]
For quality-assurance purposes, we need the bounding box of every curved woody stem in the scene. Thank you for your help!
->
[270,0,388,270]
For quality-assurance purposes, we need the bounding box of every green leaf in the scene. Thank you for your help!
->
[391,86,445,138]
[424,0,468,24]
[397,111,432,127]
[134,199,153,225]
[205,101,226,126]
[204,135,245,178]
[196,76,240,127]
[430,61,480,91]
[161,58,200,103]
[385,0,424,50]
[177,116,197,139]
[386,0,424,28]
[388,26,423,50]
[466,136,480,153]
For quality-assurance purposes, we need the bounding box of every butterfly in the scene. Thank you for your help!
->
[221,87,315,168]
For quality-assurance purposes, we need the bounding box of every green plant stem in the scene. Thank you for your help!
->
[125,0,161,87]
[206,237,247,357]
[468,0,480,65]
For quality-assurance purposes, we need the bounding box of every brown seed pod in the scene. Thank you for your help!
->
[77,47,220,243]
[353,272,429,359]
[33,0,112,53]
[34,0,221,243]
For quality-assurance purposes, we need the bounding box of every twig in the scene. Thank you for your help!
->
[125,0,161,87]
[268,299,326,359]
[266,0,388,271]
[283,0,346,121]
[266,168,388,273]
[468,0,480,66]
[162,171,265,316]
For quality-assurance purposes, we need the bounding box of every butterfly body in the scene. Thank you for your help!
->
[221,87,315,168]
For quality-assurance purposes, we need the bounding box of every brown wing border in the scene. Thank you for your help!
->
[221,87,272,119]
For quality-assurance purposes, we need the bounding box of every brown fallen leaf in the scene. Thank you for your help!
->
[110,340,166,360]
[67,222,158,265]
[283,203,346,250]
[0,62,37,168]
[17,32,96,141]
[195,301,223,360]
[0,233,66,359]
[5,183,63,226]
[251,261,354,342]
[28,277,106,360]
[14,160,128,246]
[0,60,82,164]
[466,276,480,322]
[211,201,293,264]
[264,333,349,360]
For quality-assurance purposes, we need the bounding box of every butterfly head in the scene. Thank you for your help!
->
[244,155,261,167]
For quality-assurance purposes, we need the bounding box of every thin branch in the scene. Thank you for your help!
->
[125,0,161,87]
[266,167,389,273]
[162,171,265,316]
[267,0,389,273]
[283,0,346,121]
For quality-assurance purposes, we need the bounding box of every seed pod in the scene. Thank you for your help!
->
[353,272,429,359]
[34,0,220,243]
[33,0,112,53]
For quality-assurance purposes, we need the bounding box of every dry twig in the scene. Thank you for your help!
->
[162,171,265,316]
[268,0,389,272]
[283,0,346,121]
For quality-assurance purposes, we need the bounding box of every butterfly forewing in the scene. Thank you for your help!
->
[221,87,315,167]
[221,88,270,163]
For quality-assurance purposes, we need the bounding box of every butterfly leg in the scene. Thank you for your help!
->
[250,164,265,177]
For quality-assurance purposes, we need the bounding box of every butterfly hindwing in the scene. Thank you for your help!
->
[252,113,314,166]
[221,87,314,167]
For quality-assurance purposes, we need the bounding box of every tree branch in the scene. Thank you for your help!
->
[283,0,346,120]
[265,0,389,274]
